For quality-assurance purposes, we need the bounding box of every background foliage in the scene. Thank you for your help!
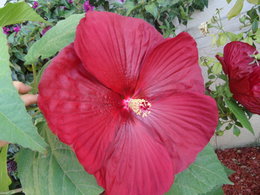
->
[200,1,259,136]
[0,0,259,194]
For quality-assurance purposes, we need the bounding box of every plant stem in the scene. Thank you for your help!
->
[32,63,37,94]
[0,188,23,195]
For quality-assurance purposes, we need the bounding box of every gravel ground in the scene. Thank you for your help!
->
[216,147,260,195]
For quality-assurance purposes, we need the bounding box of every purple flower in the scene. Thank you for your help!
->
[83,1,94,12]
[13,25,21,33]
[41,26,52,35]
[2,27,10,35]
[60,6,66,10]
[32,1,39,9]
[67,0,73,3]
[7,160,17,174]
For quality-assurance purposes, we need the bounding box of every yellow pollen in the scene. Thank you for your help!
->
[128,99,151,117]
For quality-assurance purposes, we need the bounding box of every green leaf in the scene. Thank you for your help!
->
[157,0,179,6]
[226,0,233,3]
[208,75,216,79]
[202,166,235,195]
[216,130,225,136]
[145,3,158,18]
[227,0,244,20]
[211,34,217,46]
[225,99,254,134]
[16,122,103,195]
[24,14,84,65]
[226,32,242,41]
[36,60,51,87]
[242,36,253,45]
[0,2,48,27]
[212,62,222,74]
[0,145,11,192]
[251,20,258,33]
[223,165,235,176]
[166,145,232,195]
[201,185,224,195]
[247,0,260,4]
[233,126,241,136]
[125,1,136,16]
[0,31,47,152]
[223,85,233,98]
[216,33,228,46]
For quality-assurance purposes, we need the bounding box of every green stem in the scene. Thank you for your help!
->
[32,63,37,94]
[0,188,23,195]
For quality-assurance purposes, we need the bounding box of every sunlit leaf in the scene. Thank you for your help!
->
[227,0,244,20]
[242,36,253,45]
[247,0,260,4]
[216,33,228,46]
[212,62,222,74]
[0,145,11,192]
[0,2,47,27]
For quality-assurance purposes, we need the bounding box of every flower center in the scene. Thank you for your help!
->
[123,98,151,117]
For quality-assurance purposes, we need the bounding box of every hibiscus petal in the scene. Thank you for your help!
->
[74,11,164,96]
[141,92,218,174]
[39,44,175,194]
[231,69,260,114]
[233,94,260,115]
[220,41,257,79]
[38,44,122,173]
[97,120,174,195]
[134,32,204,98]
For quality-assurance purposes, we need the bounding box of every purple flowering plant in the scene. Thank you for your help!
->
[83,0,94,12]
[32,1,38,9]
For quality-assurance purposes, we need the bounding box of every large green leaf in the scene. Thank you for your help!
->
[166,145,232,195]
[0,145,11,192]
[247,0,260,4]
[225,99,254,134]
[227,0,244,20]
[16,122,103,195]
[0,31,47,152]
[24,14,84,65]
[0,2,47,27]
[201,185,224,195]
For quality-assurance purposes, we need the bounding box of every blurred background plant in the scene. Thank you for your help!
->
[110,0,209,37]
[5,0,208,84]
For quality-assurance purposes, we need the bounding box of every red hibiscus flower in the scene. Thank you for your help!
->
[216,41,260,114]
[38,11,218,195]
